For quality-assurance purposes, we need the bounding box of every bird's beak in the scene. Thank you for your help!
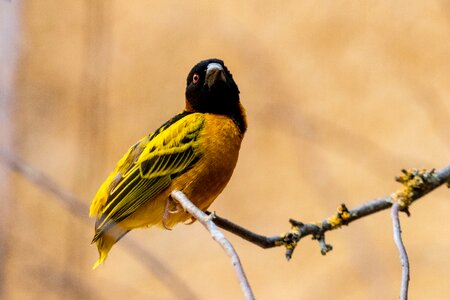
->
[205,63,226,88]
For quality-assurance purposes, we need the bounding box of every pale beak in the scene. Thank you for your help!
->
[205,63,226,88]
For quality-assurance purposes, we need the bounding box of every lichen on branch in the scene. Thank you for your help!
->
[210,165,450,259]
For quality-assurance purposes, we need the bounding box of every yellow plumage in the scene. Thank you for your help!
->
[90,112,244,268]
[90,59,247,269]
[90,112,204,220]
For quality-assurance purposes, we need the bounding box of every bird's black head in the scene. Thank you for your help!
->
[185,59,246,133]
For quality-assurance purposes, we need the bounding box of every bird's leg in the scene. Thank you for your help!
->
[162,196,185,230]
[168,204,182,214]
[183,217,197,225]
[162,197,173,230]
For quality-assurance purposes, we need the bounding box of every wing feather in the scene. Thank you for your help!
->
[91,112,205,241]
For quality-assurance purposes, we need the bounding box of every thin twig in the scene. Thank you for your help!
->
[0,150,198,300]
[171,190,255,300]
[208,165,450,259]
[391,203,410,300]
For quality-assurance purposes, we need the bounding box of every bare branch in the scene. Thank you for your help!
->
[3,147,449,298]
[208,165,450,259]
[391,203,410,300]
[171,190,255,300]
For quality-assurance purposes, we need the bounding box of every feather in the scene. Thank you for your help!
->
[90,112,205,242]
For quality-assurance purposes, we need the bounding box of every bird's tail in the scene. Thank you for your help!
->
[92,225,129,270]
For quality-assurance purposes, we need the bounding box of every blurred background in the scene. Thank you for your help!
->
[1,1,449,299]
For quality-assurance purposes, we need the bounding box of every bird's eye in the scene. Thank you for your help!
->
[192,74,200,84]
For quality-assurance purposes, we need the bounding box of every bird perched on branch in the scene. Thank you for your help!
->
[89,59,247,269]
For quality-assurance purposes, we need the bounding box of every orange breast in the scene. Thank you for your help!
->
[121,113,244,229]
[177,113,243,209]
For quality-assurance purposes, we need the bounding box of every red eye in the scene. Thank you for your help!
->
[192,74,200,84]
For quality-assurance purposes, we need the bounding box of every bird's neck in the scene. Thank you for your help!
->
[230,103,247,135]
[184,101,247,135]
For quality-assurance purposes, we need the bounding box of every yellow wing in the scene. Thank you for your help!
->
[90,111,205,242]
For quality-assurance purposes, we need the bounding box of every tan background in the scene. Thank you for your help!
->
[1,1,449,299]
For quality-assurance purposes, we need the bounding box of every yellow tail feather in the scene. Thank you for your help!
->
[91,225,128,270]
[92,252,108,270]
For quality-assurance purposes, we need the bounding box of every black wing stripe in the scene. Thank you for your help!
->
[106,176,159,223]
[97,169,162,229]
[93,112,204,242]
[93,175,171,242]
[109,177,169,223]
[102,149,195,225]
[99,168,142,222]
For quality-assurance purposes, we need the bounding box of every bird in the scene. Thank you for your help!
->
[89,58,247,269]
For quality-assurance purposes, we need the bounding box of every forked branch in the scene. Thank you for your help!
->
[207,166,450,259]
[2,148,449,299]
